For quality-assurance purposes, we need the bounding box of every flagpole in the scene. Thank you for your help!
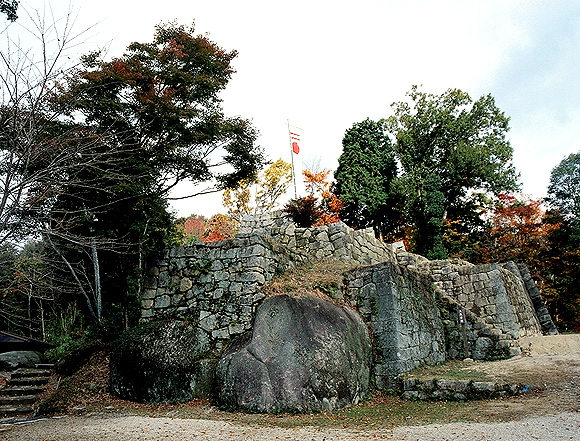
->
[287,119,298,198]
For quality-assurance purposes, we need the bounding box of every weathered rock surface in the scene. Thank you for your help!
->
[110,320,214,403]
[216,294,372,413]
[0,351,41,370]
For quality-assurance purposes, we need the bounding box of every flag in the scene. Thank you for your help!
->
[290,132,300,154]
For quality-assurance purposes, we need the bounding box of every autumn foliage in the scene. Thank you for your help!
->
[468,193,580,330]
[177,213,237,244]
[181,216,206,240]
[222,159,293,222]
[474,194,558,274]
[283,169,344,227]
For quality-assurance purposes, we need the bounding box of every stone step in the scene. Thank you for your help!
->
[0,395,36,406]
[11,369,52,379]
[0,404,34,417]
[35,363,55,370]
[0,385,45,396]
[7,376,50,387]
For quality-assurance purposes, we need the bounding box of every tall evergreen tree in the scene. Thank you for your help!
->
[543,151,580,330]
[546,151,580,221]
[385,86,519,256]
[335,87,519,257]
[333,118,400,238]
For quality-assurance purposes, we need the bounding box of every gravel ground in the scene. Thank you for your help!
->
[1,412,580,441]
[2,335,580,440]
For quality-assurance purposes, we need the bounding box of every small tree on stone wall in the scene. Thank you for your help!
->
[223,158,293,222]
[283,169,344,227]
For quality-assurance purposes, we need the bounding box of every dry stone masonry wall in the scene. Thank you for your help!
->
[140,211,556,397]
[426,261,541,339]
[342,261,446,389]
[502,262,558,335]
[141,234,287,353]
[401,378,533,401]
[142,215,397,352]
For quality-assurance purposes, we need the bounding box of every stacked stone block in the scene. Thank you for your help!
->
[437,294,521,361]
[394,252,547,362]
[269,223,395,265]
[142,213,554,389]
[397,252,545,339]
[503,262,558,335]
[343,261,446,389]
[427,263,541,339]
[238,211,291,233]
[141,220,397,352]
[401,378,532,401]
[141,233,294,352]
[241,212,396,265]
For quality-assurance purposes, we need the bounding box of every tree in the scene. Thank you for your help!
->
[545,151,580,221]
[333,118,400,238]
[283,196,322,228]
[0,3,119,332]
[177,214,207,244]
[542,211,580,330]
[40,21,264,330]
[222,158,292,221]
[0,3,125,341]
[254,159,292,213]
[52,22,263,199]
[0,4,87,250]
[222,179,252,222]
[3,241,59,339]
[284,169,344,227]
[203,213,237,242]
[542,152,580,330]
[0,243,19,331]
[0,0,18,21]
[0,18,264,336]
[473,194,557,272]
[384,86,520,256]
[302,168,344,226]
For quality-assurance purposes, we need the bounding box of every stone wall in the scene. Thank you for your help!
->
[340,257,546,388]
[396,252,553,337]
[503,262,558,335]
[268,222,396,265]
[141,219,397,352]
[401,378,533,401]
[142,214,554,386]
[141,233,290,353]
[425,261,542,339]
[342,261,446,389]
[331,242,550,387]
[241,211,397,265]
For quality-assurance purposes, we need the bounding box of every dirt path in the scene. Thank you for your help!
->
[2,412,580,441]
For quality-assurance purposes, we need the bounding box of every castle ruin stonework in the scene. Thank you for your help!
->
[110,212,557,411]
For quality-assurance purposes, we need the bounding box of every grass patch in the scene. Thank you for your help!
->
[260,259,359,300]
[135,391,507,429]
[403,360,492,382]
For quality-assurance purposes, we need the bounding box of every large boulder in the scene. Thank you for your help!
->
[110,320,214,403]
[0,351,41,370]
[216,293,372,413]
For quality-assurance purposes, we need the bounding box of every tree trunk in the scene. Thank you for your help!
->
[91,237,102,322]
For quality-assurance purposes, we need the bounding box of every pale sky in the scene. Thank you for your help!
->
[9,1,580,217]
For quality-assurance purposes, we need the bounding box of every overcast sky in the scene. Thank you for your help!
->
[10,1,580,217]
